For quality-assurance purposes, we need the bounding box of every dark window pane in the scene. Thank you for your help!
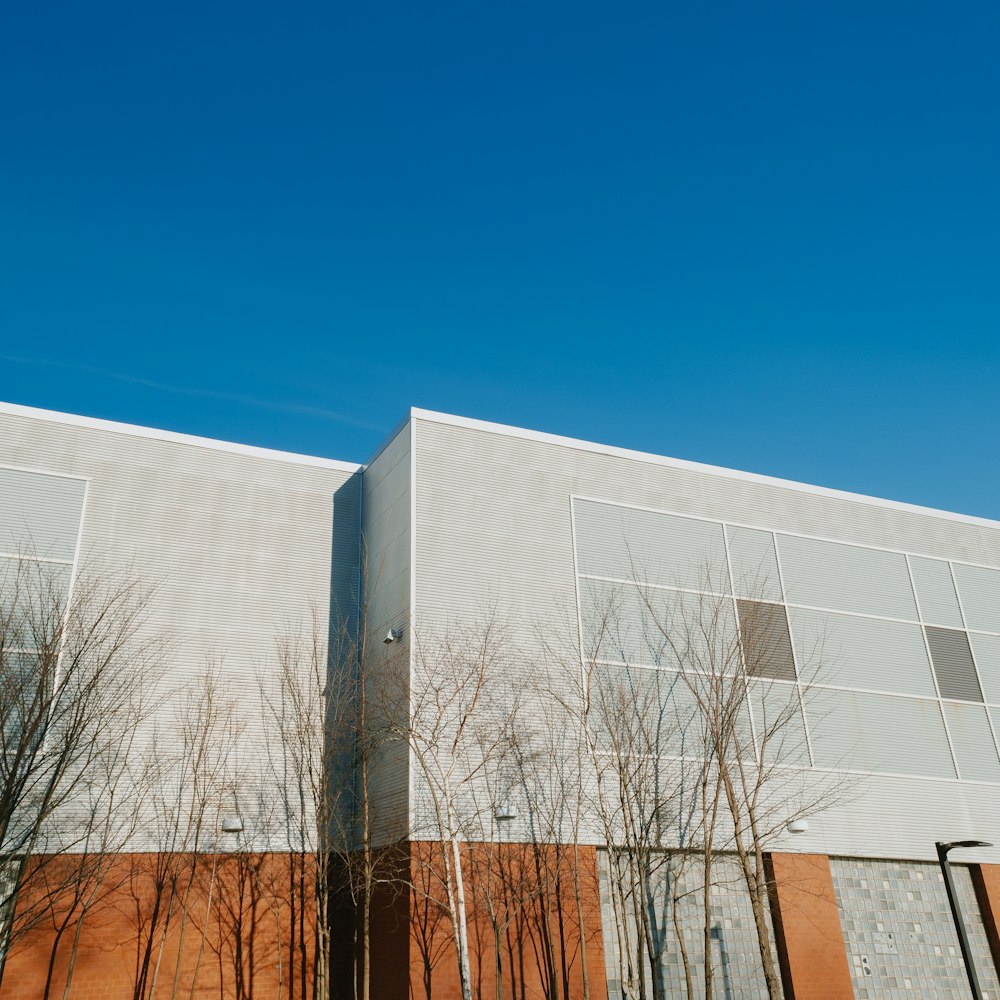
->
[737,600,796,681]
[925,627,982,702]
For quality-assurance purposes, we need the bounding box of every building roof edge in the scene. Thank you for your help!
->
[0,400,362,473]
[409,407,1000,532]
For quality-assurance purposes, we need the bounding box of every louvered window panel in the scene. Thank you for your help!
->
[952,564,1000,634]
[925,626,983,702]
[736,600,796,680]
[777,535,918,620]
[0,557,74,641]
[749,679,810,766]
[909,557,964,628]
[790,608,936,697]
[726,526,782,602]
[574,499,731,593]
[943,703,1000,782]
[579,578,740,673]
[805,688,956,778]
[589,664,701,757]
[970,633,1000,705]
[0,467,86,562]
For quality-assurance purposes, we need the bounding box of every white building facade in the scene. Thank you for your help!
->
[3,400,1000,1000]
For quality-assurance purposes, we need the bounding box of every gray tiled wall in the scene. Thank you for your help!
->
[831,857,1000,998]
[598,850,781,999]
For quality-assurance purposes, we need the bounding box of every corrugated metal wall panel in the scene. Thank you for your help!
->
[952,563,1000,633]
[0,466,86,561]
[942,703,1000,782]
[725,525,782,601]
[971,632,1000,704]
[411,416,1000,860]
[749,679,810,766]
[591,663,704,758]
[909,556,964,628]
[0,555,74,623]
[574,498,730,593]
[806,688,955,778]
[0,408,359,852]
[360,421,411,844]
[580,577,740,673]
[790,608,936,696]
[778,534,918,620]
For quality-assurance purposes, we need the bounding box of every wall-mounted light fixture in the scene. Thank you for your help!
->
[220,816,244,834]
[383,628,403,644]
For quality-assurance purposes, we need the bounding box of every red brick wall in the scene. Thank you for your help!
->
[364,842,607,1000]
[971,863,1000,974]
[766,852,854,1000]
[1,852,313,1000]
[4,843,608,1000]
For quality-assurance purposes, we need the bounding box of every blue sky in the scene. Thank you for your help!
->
[2,1,998,517]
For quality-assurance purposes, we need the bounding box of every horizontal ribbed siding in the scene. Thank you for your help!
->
[0,408,358,852]
[790,608,936,696]
[778,534,918,620]
[0,466,86,561]
[360,421,411,844]
[909,556,964,628]
[953,563,1000,633]
[574,497,730,593]
[412,416,1000,860]
[806,688,955,778]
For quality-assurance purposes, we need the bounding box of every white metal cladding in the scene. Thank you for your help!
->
[0,555,75,618]
[805,688,956,778]
[410,415,1000,860]
[777,534,918,620]
[748,679,810,766]
[725,525,782,601]
[908,556,964,628]
[359,420,411,844]
[789,608,937,697]
[942,703,1000,782]
[971,633,1000,703]
[952,563,1000,633]
[579,577,739,671]
[0,407,358,852]
[589,662,754,759]
[574,497,731,593]
[0,466,87,562]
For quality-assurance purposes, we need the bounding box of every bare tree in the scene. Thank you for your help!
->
[576,560,850,1000]
[573,581,709,1000]
[403,616,522,1000]
[260,576,407,1000]
[126,667,244,1000]
[36,731,147,1000]
[0,555,159,988]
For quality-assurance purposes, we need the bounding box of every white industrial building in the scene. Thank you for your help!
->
[3,399,1000,1000]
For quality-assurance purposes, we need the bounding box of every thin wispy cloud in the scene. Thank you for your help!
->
[0,354,386,433]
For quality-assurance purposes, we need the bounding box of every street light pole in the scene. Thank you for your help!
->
[935,839,993,1000]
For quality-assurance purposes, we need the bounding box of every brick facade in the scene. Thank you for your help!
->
[766,852,855,1000]
[1,852,312,1000]
[972,863,1000,975]
[361,842,607,1000]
